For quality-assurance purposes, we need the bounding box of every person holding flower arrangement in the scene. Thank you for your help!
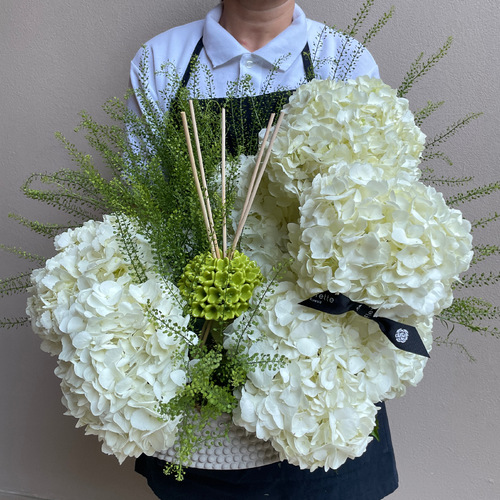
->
[1,0,486,496]
[127,1,400,499]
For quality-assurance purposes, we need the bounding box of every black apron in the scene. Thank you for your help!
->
[136,38,399,500]
[173,36,315,156]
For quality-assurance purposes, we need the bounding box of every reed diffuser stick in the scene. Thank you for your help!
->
[221,108,227,258]
[239,113,275,227]
[189,101,220,259]
[231,111,285,255]
[181,111,217,258]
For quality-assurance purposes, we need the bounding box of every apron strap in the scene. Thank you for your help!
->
[180,37,205,88]
[302,42,315,82]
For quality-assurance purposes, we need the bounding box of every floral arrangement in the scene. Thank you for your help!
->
[1,0,499,481]
[26,215,193,462]
[226,76,473,470]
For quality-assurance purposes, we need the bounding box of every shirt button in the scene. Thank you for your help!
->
[245,59,254,69]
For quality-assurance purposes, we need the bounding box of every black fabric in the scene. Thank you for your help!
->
[136,403,398,500]
[176,37,315,155]
[136,38,399,500]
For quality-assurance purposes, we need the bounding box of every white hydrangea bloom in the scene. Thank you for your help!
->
[236,77,428,277]
[228,77,471,471]
[267,76,426,198]
[25,75,474,471]
[290,163,473,318]
[26,215,193,462]
[228,281,432,470]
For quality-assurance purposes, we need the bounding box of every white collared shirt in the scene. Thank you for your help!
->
[129,4,379,115]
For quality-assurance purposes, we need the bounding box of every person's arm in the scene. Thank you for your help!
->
[128,44,163,117]
[127,20,205,117]
[307,21,379,81]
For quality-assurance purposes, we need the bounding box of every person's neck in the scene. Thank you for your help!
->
[219,1,295,52]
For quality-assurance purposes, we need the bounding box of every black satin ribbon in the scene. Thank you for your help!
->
[299,291,429,358]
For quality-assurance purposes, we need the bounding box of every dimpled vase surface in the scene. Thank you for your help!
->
[154,413,279,469]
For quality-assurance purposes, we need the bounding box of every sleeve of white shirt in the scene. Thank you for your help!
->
[306,21,380,81]
[350,46,379,79]
[128,20,205,117]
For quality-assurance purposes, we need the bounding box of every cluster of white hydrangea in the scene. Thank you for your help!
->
[231,77,472,470]
[25,76,474,471]
[267,76,426,197]
[290,162,473,318]
[228,280,433,470]
[26,215,193,462]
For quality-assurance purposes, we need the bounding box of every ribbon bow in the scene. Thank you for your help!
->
[299,291,429,358]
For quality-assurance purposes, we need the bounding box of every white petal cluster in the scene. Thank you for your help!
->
[230,77,472,470]
[268,76,426,198]
[26,215,193,462]
[290,163,473,318]
[229,281,433,471]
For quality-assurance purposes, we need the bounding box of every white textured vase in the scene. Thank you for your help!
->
[154,413,280,470]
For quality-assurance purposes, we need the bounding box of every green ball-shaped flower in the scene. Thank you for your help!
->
[178,251,263,321]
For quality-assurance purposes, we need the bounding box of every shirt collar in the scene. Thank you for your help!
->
[203,4,308,71]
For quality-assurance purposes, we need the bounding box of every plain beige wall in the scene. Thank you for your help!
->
[1,1,499,499]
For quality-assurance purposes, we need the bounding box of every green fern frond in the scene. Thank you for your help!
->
[471,212,500,230]
[446,181,500,207]
[113,213,149,285]
[398,36,453,97]
[453,271,500,290]
[438,296,500,347]
[420,174,474,186]
[420,151,453,166]
[424,112,483,151]
[433,335,476,362]
[471,244,500,265]
[7,213,75,239]
[442,296,500,323]
[0,317,30,329]
[362,6,395,46]
[413,101,445,126]
[0,245,46,264]
[21,172,107,220]
[0,271,34,297]
[344,0,375,38]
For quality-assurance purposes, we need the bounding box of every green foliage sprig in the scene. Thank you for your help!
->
[0,317,30,330]
[446,181,500,207]
[149,258,289,479]
[471,212,500,230]
[439,297,500,335]
[0,245,46,265]
[397,36,453,98]
[471,244,500,265]
[361,5,395,46]
[414,101,445,127]
[0,271,34,297]
[344,0,377,38]
[332,0,394,81]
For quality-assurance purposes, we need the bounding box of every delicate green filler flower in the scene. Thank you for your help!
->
[178,250,263,321]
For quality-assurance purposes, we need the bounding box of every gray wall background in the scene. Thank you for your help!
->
[1,1,499,499]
